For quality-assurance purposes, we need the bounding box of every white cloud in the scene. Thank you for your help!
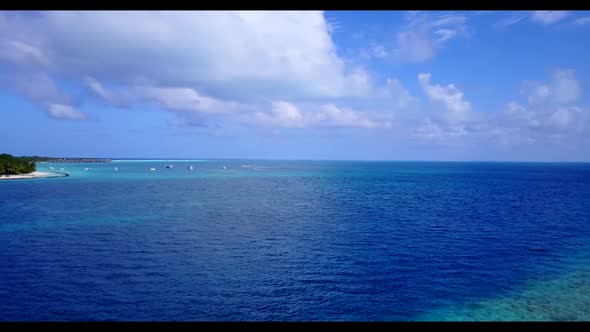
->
[0,11,373,100]
[550,68,581,104]
[0,11,430,130]
[522,68,581,105]
[46,103,86,120]
[313,104,386,129]
[503,101,585,133]
[84,76,130,108]
[386,78,415,109]
[526,84,551,105]
[418,73,472,124]
[252,101,306,128]
[412,119,474,146]
[503,68,586,138]
[505,101,542,129]
[248,101,389,129]
[137,85,247,115]
[392,13,468,63]
[549,107,582,130]
[531,11,569,25]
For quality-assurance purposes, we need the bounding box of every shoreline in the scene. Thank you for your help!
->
[0,171,69,180]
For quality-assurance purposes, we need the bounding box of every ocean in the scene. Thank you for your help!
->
[1,160,589,321]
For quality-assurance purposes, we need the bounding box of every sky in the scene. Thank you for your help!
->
[0,10,589,161]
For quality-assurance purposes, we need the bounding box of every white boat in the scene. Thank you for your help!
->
[84,168,89,171]
[114,167,118,171]
[241,164,254,168]
[222,165,227,170]
[150,167,156,171]
[188,165,194,171]
[167,164,174,169]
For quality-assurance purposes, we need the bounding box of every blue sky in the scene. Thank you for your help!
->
[0,10,588,161]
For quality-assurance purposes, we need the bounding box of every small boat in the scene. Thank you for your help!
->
[188,165,194,171]
[114,167,118,171]
[150,167,156,171]
[167,164,174,169]
[84,168,89,171]
[241,164,255,168]
[49,167,54,170]
[222,165,227,170]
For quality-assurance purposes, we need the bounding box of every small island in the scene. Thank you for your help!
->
[23,156,112,163]
[0,154,69,180]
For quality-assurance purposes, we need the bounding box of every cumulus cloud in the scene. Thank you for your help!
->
[313,104,387,129]
[252,101,306,128]
[392,13,468,63]
[530,11,569,25]
[550,68,581,104]
[136,85,248,115]
[0,11,373,101]
[386,78,416,109]
[418,73,471,120]
[413,120,470,142]
[411,73,491,145]
[248,101,390,129]
[549,107,583,130]
[0,11,400,127]
[503,101,585,133]
[522,68,581,105]
[524,83,551,105]
[504,68,586,135]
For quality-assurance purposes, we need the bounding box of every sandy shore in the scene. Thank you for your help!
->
[0,171,68,180]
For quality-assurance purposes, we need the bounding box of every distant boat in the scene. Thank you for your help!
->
[222,165,227,170]
[114,167,118,171]
[167,164,174,169]
[150,167,156,171]
[49,167,54,170]
[188,165,194,171]
[84,168,89,171]
[241,165,254,168]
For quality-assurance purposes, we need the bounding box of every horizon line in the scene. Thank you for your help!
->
[15,156,590,164]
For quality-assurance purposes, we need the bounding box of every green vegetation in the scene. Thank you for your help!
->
[0,154,36,175]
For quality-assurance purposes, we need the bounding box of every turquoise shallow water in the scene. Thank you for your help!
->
[1,160,590,321]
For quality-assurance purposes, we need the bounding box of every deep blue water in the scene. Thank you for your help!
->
[1,160,590,321]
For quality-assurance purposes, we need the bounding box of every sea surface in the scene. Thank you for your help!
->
[1,160,590,321]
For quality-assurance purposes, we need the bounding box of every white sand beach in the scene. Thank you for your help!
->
[0,171,66,180]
